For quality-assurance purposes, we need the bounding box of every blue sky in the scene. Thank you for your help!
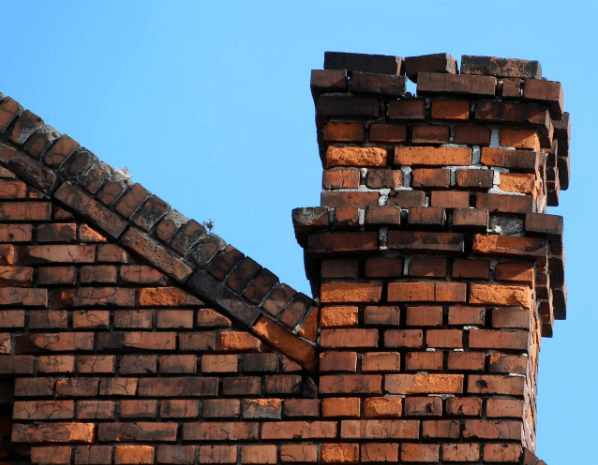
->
[2,1,594,462]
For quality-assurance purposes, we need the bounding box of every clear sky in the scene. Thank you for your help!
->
[1,1,593,461]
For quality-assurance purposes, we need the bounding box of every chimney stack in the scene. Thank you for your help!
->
[293,51,569,463]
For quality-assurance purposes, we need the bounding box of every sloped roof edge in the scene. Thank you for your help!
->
[0,92,318,372]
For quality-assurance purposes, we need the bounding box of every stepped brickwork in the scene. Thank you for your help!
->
[0,51,568,464]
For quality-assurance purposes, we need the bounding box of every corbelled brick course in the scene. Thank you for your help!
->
[0,51,565,464]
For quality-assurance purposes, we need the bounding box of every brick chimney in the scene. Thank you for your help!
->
[293,52,568,464]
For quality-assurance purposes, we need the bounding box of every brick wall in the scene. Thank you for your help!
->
[0,51,567,464]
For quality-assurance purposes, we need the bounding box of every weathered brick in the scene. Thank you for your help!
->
[161,399,199,419]
[184,421,257,441]
[203,399,241,418]
[404,352,443,371]
[74,445,112,464]
[361,443,399,463]
[321,443,359,464]
[467,375,525,396]
[199,445,237,464]
[418,72,496,96]
[454,125,491,145]
[483,444,523,463]
[12,422,95,443]
[280,445,318,463]
[77,355,115,374]
[340,419,419,439]
[388,231,464,253]
[120,355,157,375]
[486,398,524,418]
[350,71,407,96]
[446,397,482,417]
[384,329,423,348]
[387,99,425,120]
[311,69,348,93]
[481,148,539,170]
[411,168,450,189]
[322,398,361,418]
[405,397,442,417]
[99,378,138,396]
[261,421,337,439]
[452,259,490,279]
[97,332,176,351]
[157,445,195,465]
[324,123,365,143]
[120,399,159,419]
[412,125,450,144]
[156,310,194,329]
[320,375,382,394]
[431,99,469,120]
[421,420,460,438]
[362,352,401,372]
[114,445,154,464]
[463,419,523,440]
[37,355,76,373]
[76,400,115,420]
[320,351,358,372]
[395,146,471,166]
[442,443,480,462]
[55,378,99,397]
[385,374,464,394]
[364,397,403,418]
[469,284,532,308]
[326,147,387,168]
[53,287,135,308]
[363,306,400,326]
[138,377,218,397]
[369,124,408,143]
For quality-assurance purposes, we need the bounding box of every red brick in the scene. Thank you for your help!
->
[96,244,129,263]
[455,169,493,189]
[120,399,159,419]
[404,352,443,371]
[308,232,377,254]
[317,95,379,118]
[388,231,464,253]
[137,377,218,397]
[463,420,522,440]
[418,72,496,96]
[320,306,358,327]
[409,257,446,277]
[395,146,472,166]
[322,398,361,418]
[401,443,440,462]
[320,352,358,372]
[404,53,457,81]
[321,282,382,303]
[364,258,403,278]
[340,419,419,439]
[321,259,359,279]
[322,169,360,189]
[27,310,67,329]
[334,206,360,226]
[446,397,482,417]
[219,331,263,352]
[72,310,110,329]
[469,284,532,308]
[223,377,261,395]
[421,420,460,438]
[412,125,449,144]
[31,446,72,464]
[201,354,238,373]
[280,445,318,463]
[452,259,490,279]
[454,125,491,145]
[120,355,157,375]
[156,310,194,329]
[19,245,95,264]
[453,208,489,229]
[37,355,75,373]
[241,445,277,464]
[427,329,463,348]
[361,443,399,462]
[199,445,238,464]
[160,355,197,374]
[495,262,535,285]
[385,374,464,394]
[80,265,117,284]
[320,375,382,394]
[203,399,240,418]
[161,399,200,419]
[324,122,365,142]
[321,444,359,464]
[53,288,135,308]
[431,100,469,120]
[486,398,524,418]
[321,328,378,348]
[467,375,525,396]
[431,191,470,209]
[405,306,443,327]
[37,223,76,242]
[447,352,485,371]
[388,282,434,303]
[362,352,401,372]
[461,56,541,79]
[13,400,75,420]
[523,78,564,118]
[387,99,425,120]
[369,124,408,143]
[363,306,400,326]
[350,71,407,96]
[483,444,523,463]
[283,399,319,418]
[157,445,195,465]
[120,265,167,285]
[405,397,442,417]
[76,400,115,420]
[503,78,522,97]
[99,378,138,396]
[311,69,347,92]
[77,355,115,374]
[12,422,95,443]
[384,329,423,348]
[386,190,426,207]
[411,168,450,189]
[442,444,480,462]
[0,202,51,221]
[492,308,530,329]
[115,446,154,464]
[37,266,76,285]
[114,310,153,329]
[74,445,112,464]
[261,421,337,439]
[480,148,539,171]
[326,146,388,168]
